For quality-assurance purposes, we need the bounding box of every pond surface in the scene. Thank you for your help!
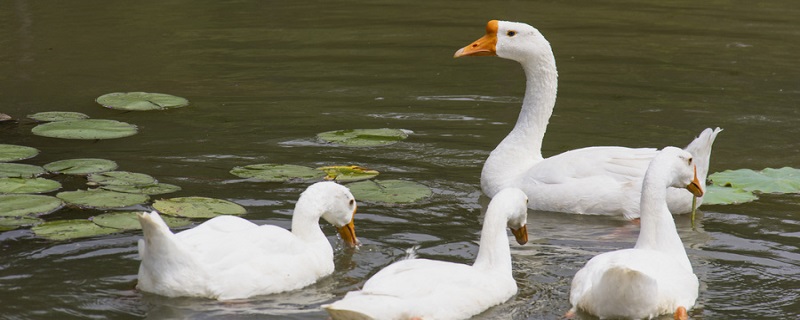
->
[2,0,799,319]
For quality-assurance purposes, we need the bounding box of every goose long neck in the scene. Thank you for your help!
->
[472,210,512,273]
[290,201,327,244]
[635,170,693,271]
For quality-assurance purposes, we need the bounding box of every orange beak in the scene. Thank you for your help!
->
[454,20,499,58]
[510,224,528,245]
[686,166,704,197]
[337,209,359,247]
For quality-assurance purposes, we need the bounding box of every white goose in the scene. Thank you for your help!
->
[568,147,702,320]
[323,188,529,320]
[454,20,721,218]
[136,181,358,300]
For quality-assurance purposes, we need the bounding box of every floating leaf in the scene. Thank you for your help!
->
[44,158,118,175]
[709,167,800,194]
[27,111,90,122]
[0,216,43,231]
[346,179,432,204]
[0,144,39,162]
[100,183,181,195]
[702,185,759,205]
[31,119,138,140]
[0,194,64,217]
[32,219,119,240]
[87,171,156,187]
[153,197,246,218]
[0,113,12,122]
[56,189,149,209]
[96,92,189,111]
[317,128,410,147]
[0,163,46,178]
[92,211,192,230]
[0,177,61,194]
[230,163,325,182]
[317,165,379,182]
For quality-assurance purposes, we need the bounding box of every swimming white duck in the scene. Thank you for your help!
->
[454,20,721,218]
[567,147,702,320]
[323,188,529,320]
[135,181,358,300]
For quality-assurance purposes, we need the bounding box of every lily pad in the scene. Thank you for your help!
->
[31,119,138,140]
[56,189,149,209]
[153,197,246,218]
[0,163,47,178]
[346,179,432,204]
[91,211,192,230]
[100,183,181,195]
[317,165,380,182]
[27,111,90,122]
[230,164,325,182]
[0,216,43,231]
[44,158,118,175]
[317,128,410,147]
[32,219,119,240]
[96,92,189,111]
[0,144,39,162]
[709,167,800,194]
[0,177,61,194]
[87,171,157,187]
[702,185,759,205]
[0,194,65,217]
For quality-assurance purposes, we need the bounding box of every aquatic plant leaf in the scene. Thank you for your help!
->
[56,189,149,209]
[43,158,118,175]
[0,177,61,194]
[0,194,65,217]
[32,219,119,240]
[230,163,325,182]
[317,128,410,147]
[153,197,246,218]
[0,113,12,122]
[0,216,43,231]
[317,165,379,182]
[31,119,138,140]
[27,111,90,122]
[346,179,432,204]
[96,92,189,111]
[92,211,192,230]
[87,171,157,187]
[0,163,47,178]
[100,183,181,195]
[709,167,800,194]
[0,144,40,162]
[702,185,759,205]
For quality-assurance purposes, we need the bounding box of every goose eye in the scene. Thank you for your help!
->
[688,157,693,165]
[348,199,355,206]
[507,30,517,37]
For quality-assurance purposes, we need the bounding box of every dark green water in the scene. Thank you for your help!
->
[1,0,799,319]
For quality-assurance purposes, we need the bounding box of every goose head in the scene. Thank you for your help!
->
[298,181,359,247]
[454,20,553,65]
[490,187,530,245]
[653,147,704,197]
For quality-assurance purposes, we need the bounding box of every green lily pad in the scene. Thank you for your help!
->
[91,211,192,230]
[56,189,149,209]
[0,144,40,162]
[153,197,246,218]
[346,179,432,204]
[230,164,325,182]
[87,171,157,187]
[100,183,181,195]
[0,194,65,217]
[317,128,410,147]
[702,185,759,205]
[0,216,43,231]
[96,92,189,111]
[317,165,380,182]
[32,219,119,240]
[709,167,800,194]
[0,163,47,178]
[43,158,118,175]
[27,111,90,122]
[31,119,138,140]
[0,177,61,194]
